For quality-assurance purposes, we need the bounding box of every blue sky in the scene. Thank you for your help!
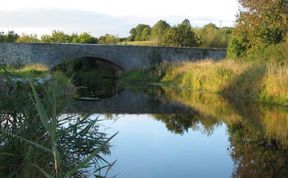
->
[0,0,239,37]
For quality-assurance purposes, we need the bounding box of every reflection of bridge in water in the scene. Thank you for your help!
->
[66,89,197,114]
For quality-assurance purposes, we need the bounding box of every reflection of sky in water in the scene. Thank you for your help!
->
[95,114,233,178]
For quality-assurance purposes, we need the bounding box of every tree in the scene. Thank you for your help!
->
[16,34,40,43]
[151,20,171,45]
[98,34,120,44]
[128,28,137,41]
[163,27,178,47]
[72,32,97,44]
[40,34,52,43]
[141,27,151,41]
[196,23,232,48]
[5,31,19,42]
[182,19,191,26]
[128,24,151,41]
[177,19,197,47]
[163,19,197,47]
[227,35,249,58]
[0,32,5,42]
[41,30,72,43]
[228,0,288,57]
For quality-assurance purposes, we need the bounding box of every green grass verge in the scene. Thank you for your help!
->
[119,41,158,46]
[120,59,288,106]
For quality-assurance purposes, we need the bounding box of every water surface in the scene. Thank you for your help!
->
[76,87,288,178]
[98,114,233,178]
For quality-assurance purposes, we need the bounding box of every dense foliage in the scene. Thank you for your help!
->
[98,34,120,44]
[41,31,97,44]
[150,20,171,44]
[0,31,19,42]
[228,0,288,60]
[127,19,231,48]
[16,34,40,43]
[128,24,152,41]
[195,23,233,48]
[1,19,232,48]
[162,19,197,47]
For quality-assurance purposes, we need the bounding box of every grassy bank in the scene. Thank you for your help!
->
[0,64,48,78]
[121,60,288,106]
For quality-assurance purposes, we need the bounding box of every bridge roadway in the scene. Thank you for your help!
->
[0,43,226,70]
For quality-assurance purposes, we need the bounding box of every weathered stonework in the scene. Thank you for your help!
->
[0,43,226,70]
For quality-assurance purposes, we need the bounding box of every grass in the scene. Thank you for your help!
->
[29,84,116,177]
[163,60,288,105]
[0,64,48,78]
[121,59,288,106]
[0,66,115,177]
[119,41,158,46]
[162,60,246,92]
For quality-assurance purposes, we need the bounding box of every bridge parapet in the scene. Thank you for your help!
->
[0,43,226,70]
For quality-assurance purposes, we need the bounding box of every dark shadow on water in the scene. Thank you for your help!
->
[54,56,123,98]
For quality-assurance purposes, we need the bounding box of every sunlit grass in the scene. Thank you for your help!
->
[16,64,48,73]
[0,64,49,78]
[162,59,248,92]
[161,59,288,105]
[119,41,158,46]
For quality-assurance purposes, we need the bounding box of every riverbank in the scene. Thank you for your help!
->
[120,60,288,106]
[0,64,48,78]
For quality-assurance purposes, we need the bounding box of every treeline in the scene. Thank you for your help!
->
[127,19,232,48]
[0,19,232,48]
[0,31,121,44]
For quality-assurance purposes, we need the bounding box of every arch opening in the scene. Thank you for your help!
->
[54,57,124,99]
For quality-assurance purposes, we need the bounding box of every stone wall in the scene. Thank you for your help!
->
[0,43,226,70]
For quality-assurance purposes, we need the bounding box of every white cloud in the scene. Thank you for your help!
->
[0,0,239,36]
[1,0,239,18]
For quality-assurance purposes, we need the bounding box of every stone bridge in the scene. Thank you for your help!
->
[0,43,226,70]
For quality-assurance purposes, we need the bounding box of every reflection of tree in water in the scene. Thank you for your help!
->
[144,85,166,109]
[228,99,288,146]
[222,96,288,178]
[151,88,288,178]
[152,114,221,135]
[228,123,288,178]
[153,111,288,178]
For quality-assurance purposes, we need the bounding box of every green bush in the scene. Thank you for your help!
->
[227,36,249,58]
[244,40,288,63]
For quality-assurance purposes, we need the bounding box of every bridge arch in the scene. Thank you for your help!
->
[53,56,125,72]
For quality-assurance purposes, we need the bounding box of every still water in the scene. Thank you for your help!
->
[1,74,287,177]
[72,87,288,178]
[98,115,232,178]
